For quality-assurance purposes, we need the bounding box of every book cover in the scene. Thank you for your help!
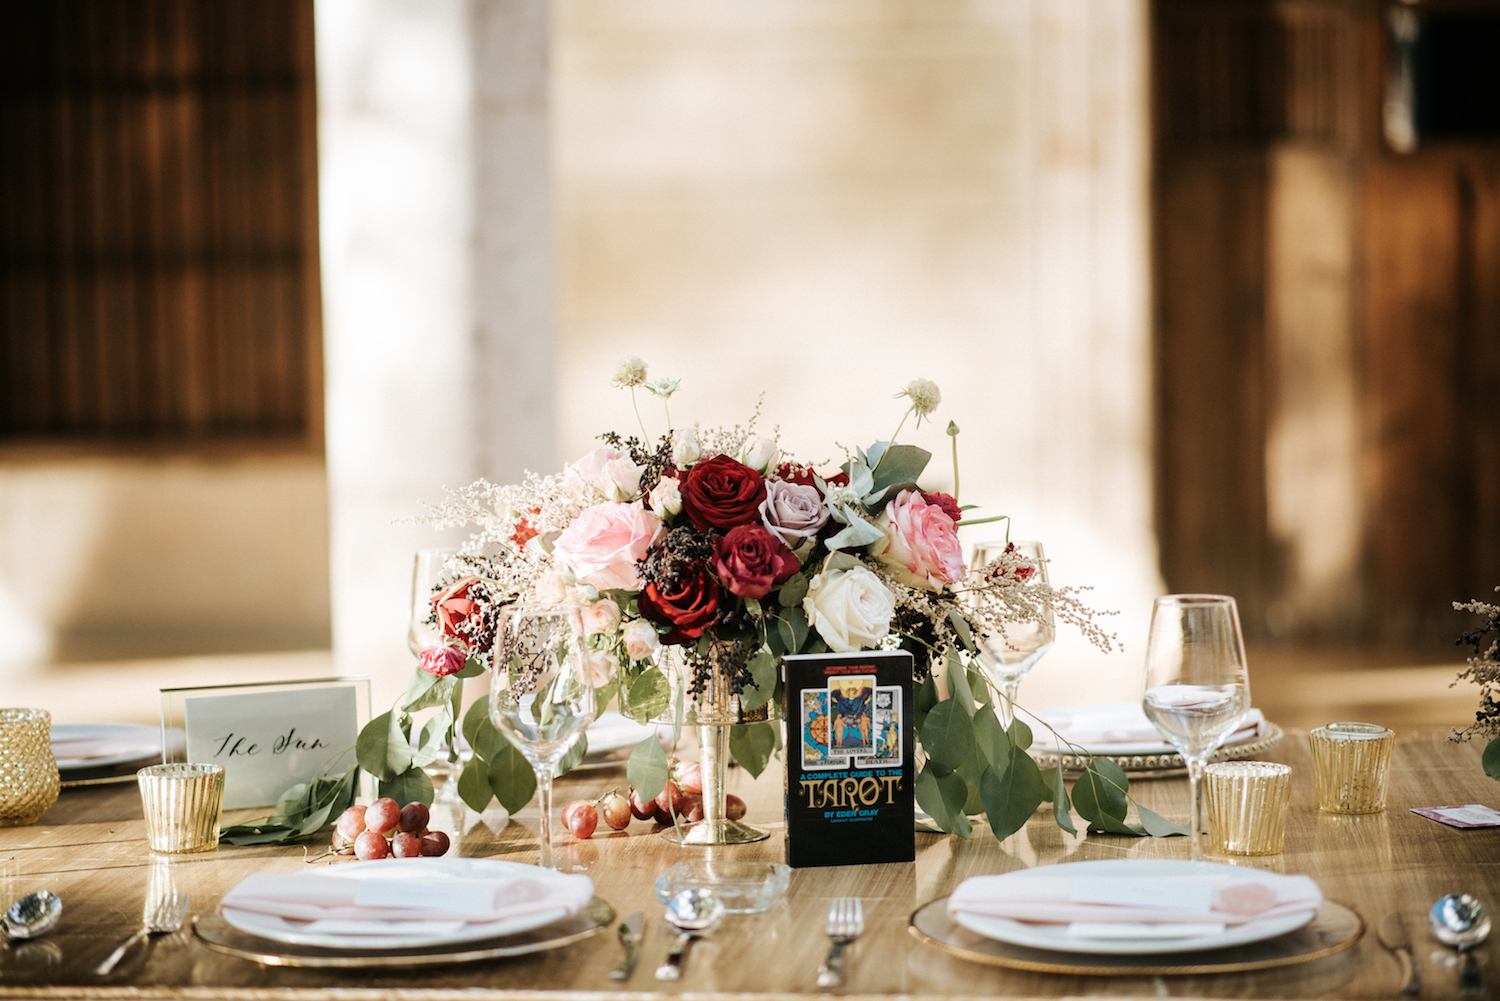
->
[783,650,915,868]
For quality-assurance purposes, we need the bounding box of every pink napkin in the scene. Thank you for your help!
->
[948,873,1321,928]
[220,868,594,926]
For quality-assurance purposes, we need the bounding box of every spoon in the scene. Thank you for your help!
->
[654,888,724,981]
[2,891,63,943]
[1430,893,1490,997]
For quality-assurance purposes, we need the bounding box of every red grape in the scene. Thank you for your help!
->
[398,801,430,834]
[600,792,632,830]
[335,805,367,841]
[562,800,598,839]
[655,780,685,817]
[354,830,391,860]
[365,798,401,835]
[391,832,421,858]
[419,831,450,857]
[725,793,747,821]
[677,762,703,795]
[684,795,704,823]
[628,788,655,821]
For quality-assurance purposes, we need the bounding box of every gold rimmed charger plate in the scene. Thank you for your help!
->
[1030,722,1285,777]
[193,896,614,968]
[908,896,1363,976]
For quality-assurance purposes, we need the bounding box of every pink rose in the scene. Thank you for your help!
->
[419,645,467,677]
[869,489,965,591]
[578,647,619,687]
[622,619,661,661]
[584,597,623,635]
[759,480,829,548]
[561,447,626,494]
[550,501,664,591]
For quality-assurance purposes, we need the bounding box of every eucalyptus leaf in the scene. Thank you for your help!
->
[412,708,453,767]
[1072,759,1133,834]
[945,649,976,716]
[1007,716,1033,752]
[729,721,777,778]
[920,699,973,772]
[556,733,589,776]
[823,552,864,573]
[956,743,986,816]
[403,672,456,713]
[914,674,939,732]
[626,667,671,721]
[470,713,509,764]
[784,605,810,652]
[457,757,493,813]
[218,824,302,846]
[458,656,487,678]
[915,766,972,838]
[1485,735,1500,781]
[778,573,809,608]
[970,703,1011,774]
[1137,804,1189,837]
[356,710,412,781]
[378,765,435,808]
[867,444,931,495]
[1041,766,1077,834]
[462,695,490,747]
[627,735,671,802]
[946,608,978,654]
[980,745,1048,841]
[485,741,538,814]
[738,648,777,712]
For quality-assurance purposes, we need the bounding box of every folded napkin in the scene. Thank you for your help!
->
[220,866,594,929]
[51,735,159,763]
[948,872,1321,930]
[1033,704,1266,749]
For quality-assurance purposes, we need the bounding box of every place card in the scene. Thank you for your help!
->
[1411,804,1500,829]
[161,677,370,809]
[783,650,914,868]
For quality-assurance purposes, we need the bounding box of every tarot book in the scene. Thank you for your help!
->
[782,650,915,868]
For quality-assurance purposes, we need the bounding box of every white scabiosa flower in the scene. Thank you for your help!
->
[898,378,941,422]
[611,355,648,388]
[645,377,680,398]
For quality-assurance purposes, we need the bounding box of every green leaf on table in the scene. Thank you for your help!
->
[627,735,670,802]
[920,699,973,773]
[626,667,671,721]
[971,703,1011,775]
[485,741,537,814]
[729,721,777,779]
[1485,736,1500,780]
[379,765,435,808]
[1136,804,1189,837]
[1072,759,1141,835]
[356,710,413,781]
[778,573,809,609]
[457,757,494,813]
[219,824,302,846]
[1041,766,1077,834]
[738,647,778,712]
[915,766,972,838]
[556,733,589,776]
[980,745,1048,841]
[946,608,978,655]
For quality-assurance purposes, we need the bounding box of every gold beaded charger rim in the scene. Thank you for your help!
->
[908,895,1363,976]
[191,896,614,968]
[1029,722,1285,777]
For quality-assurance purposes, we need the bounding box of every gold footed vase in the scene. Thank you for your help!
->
[660,645,779,846]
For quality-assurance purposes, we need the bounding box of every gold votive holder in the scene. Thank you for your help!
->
[137,763,224,853]
[1308,722,1394,814]
[1204,761,1292,855]
[0,708,61,827]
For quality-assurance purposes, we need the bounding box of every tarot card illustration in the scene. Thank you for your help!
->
[856,686,902,767]
[826,675,875,756]
[800,690,844,770]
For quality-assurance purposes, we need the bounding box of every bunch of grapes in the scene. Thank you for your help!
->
[560,760,747,839]
[333,798,452,860]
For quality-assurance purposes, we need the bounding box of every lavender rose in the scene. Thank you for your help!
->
[759,480,830,548]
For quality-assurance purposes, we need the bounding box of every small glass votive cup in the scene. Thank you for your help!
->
[1308,722,1395,814]
[0,708,62,827]
[1204,761,1293,855]
[137,763,225,853]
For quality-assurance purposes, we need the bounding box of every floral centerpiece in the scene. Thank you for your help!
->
[343,361,1181,844]
[1453,587,1500,781]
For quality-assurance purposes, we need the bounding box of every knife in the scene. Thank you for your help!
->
[1377,912,1420,997]
[610,911,644,980]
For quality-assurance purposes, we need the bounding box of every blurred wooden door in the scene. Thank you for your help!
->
[1153,0,1500,643]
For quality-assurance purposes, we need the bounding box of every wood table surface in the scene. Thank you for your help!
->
[1,727,1495,1000]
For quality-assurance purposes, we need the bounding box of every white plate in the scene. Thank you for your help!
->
[949,860,1319,956]
[220,858,586,950]
[51,723,163,770]
[1029,704,1264,757]
[583,712,657,756]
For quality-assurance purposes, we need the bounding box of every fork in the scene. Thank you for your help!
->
[92,890,188,975]
[816,897,864,988]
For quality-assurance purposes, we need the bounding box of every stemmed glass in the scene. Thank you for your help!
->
[1142,594,1250,861]
[490,604,596,869]
[971,540,1055,729]
[409,549,462,801]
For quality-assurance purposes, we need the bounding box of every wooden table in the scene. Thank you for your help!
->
[1,728,1494,1000]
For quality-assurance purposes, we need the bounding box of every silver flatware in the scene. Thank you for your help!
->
[1430,893,1490,997]
[2,891,62,943]
[1377,912,1420,997]
[816,897,865,988]
[611,910,644,980]
[655,888,724,981]
[92,890,188,975]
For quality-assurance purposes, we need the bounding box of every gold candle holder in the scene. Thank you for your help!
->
[0,708,61,827]
[137,763,225,853]
[1204,761,1292,855]
[1308,722,1394,814]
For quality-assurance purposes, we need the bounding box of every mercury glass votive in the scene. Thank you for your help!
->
[1308,722,1395,814]
[137,763,224,853]
[1204,761,1292,855]
[0,708,61,827]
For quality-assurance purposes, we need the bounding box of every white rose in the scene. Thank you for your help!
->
[535,572,568,604]
[649,476,683,519]
[803,565,895,653]
[622,618,662,661]
[741,436,779,474]
[673,429,701,470]
[567,584,599,605]
[584,597,622,636]
[599,456,645,502]
[578,647,619,687]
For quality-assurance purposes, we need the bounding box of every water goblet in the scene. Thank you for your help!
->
[970,540,1055,728]
[409,548,464,800]
[1141,594,1250,861]
[490,604,596,869]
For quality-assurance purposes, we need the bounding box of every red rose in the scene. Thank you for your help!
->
[713,525,800,599]
[921,491,963,525]
[680,454,767,531]
[419,645,467,677]
[638,566,726,644]
[774,461,849,490]
[433,576,482,642]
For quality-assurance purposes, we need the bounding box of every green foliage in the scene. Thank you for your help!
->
[379,765,435,808]
[1484,736,1500,780]
[219,757,358,845]
[729,721,777,778]
[627,734,671,802]
[626,667,671,721]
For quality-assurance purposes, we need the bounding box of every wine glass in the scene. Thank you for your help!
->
[490,604,596,869]
[408,548,459,655]
[1142,594,1250,861]
[971,540,1055,729]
